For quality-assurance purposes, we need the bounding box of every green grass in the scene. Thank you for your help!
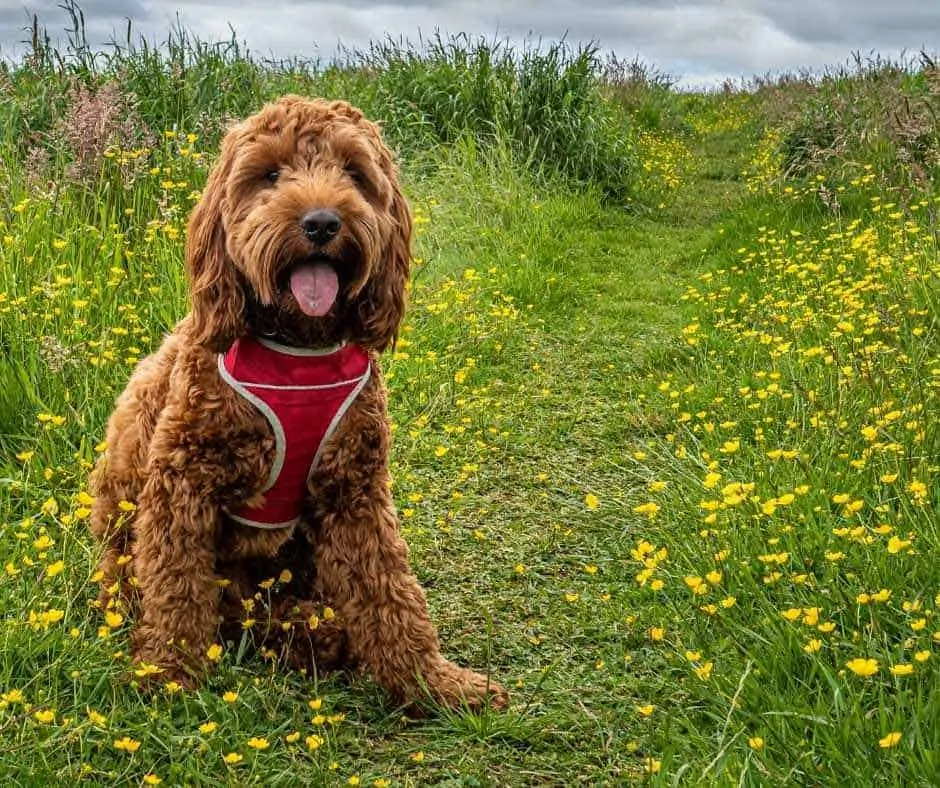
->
[1,17,939,787]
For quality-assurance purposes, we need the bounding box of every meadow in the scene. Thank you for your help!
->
[0,9,938,786]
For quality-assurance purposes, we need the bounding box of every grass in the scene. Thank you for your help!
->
[1,14,939,787]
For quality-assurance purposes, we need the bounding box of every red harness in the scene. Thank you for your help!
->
[218,336,371,528]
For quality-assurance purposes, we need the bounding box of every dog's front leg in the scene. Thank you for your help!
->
[315,490,505,710]
[130,469,222,685]
[312,377,507,712]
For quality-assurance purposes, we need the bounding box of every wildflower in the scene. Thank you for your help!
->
[222,752,243,764]
[198,722,218,734]
[143,775,162,785]
[411,751,425,763]
[206,644,223,661]
[845,658,879,677]
[887,536,912,554]
[246,737,269,750]
[748,737,764,750]
[636,704,655,716]
[693,661,714,680]
[879,731,902,748]
[306,735,324,751]
[648,627,665,641]
[890,664,914,676]
[113,737,141,752]
[644,757,662,774]
[105,611,124,628]
[222,691,238,703]
[584,493,600,510]
[34,709,55,724]
[633,502,660,519]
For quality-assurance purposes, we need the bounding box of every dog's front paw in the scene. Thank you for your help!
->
[423,660,508,711]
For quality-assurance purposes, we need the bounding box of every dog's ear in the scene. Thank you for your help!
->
[186,138,245,352]
[356,179,412,352]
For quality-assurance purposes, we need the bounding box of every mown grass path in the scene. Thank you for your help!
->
[354,128,759,783]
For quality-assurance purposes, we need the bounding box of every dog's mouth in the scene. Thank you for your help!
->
[284,259,340,317]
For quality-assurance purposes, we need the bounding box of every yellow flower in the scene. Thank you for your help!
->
[85,709,106,728]
[206,644,223,661]
[890,663,914,676]
[44,560,65,578]
[285,731,301,743]
[34,709,55,724]
[222,752,243,765]
[636,704,655,716]
[748,736,764,750]
[222,691,238,703]
[644,757,662,774]
[878,731,902,748]
[648,627,665,642]
[198,721,218,735]
[914,651,931,663]
[633,502,660,519]
[2,689,24,704]
[584,493,600,510]
[143,775,162,785]
[410,751,425,763]
[887,536,912,554]
[845,658,879,677]
[305,734,324,751]
[113,736,141,752]
[693,661,714,680]
[803,639,822,654]
[246,737,269,750]
[348,777,360,786]
[117,500,136,512]
[105,611,124,628]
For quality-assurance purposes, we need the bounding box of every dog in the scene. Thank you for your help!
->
[89,95,506,711]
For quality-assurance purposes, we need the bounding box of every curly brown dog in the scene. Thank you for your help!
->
[88,95,506,711]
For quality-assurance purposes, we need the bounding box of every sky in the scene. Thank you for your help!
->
[0,1,938,88]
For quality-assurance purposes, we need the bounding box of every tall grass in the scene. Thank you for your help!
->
[1,2,638,201]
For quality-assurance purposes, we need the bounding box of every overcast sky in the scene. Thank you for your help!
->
[1,1,937,87]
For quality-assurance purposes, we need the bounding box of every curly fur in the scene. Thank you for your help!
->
[88,96,506,710]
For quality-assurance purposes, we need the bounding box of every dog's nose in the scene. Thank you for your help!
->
[300,209,342,244]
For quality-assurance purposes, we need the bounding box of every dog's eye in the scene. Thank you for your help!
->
[344,166,365,186]
[264,169,280,184]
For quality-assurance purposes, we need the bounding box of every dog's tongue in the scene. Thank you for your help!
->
[289,262,339,317]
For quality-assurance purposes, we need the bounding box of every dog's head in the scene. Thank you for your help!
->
[186,95,412,352]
